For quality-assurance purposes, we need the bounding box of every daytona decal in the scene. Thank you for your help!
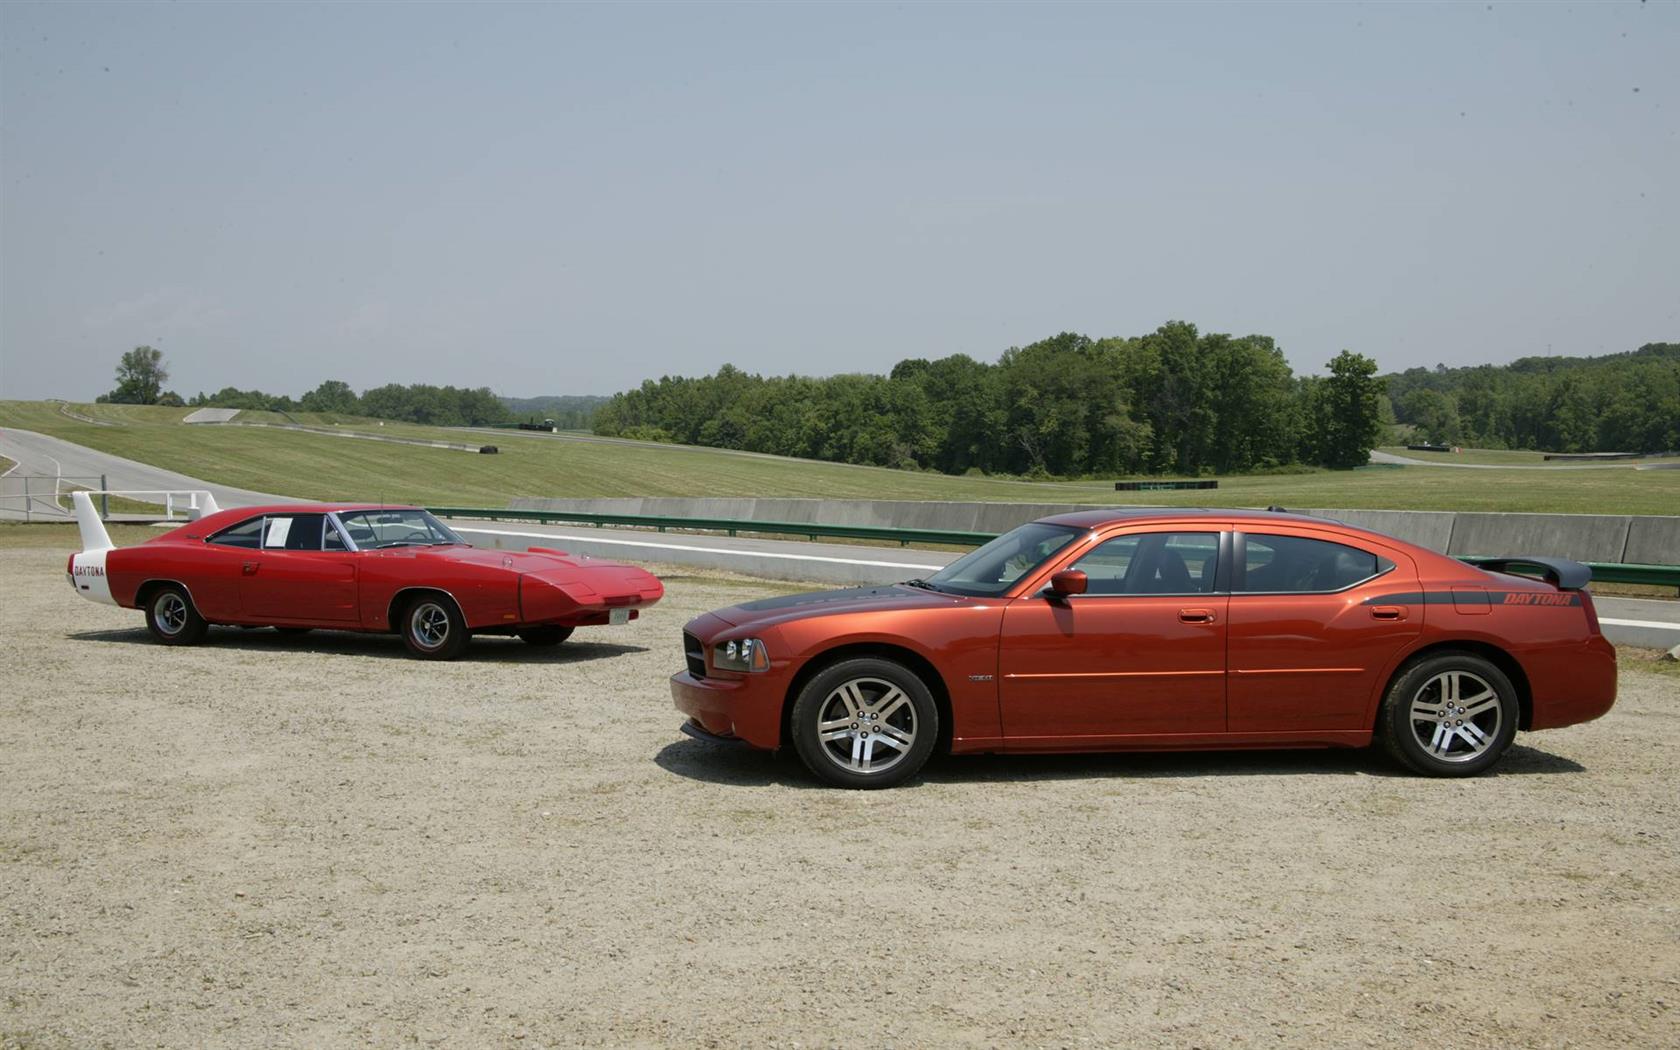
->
[1362,591,1581,607]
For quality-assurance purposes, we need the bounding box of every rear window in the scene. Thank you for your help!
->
[1238,534,1392,593]
[207,516,264,549]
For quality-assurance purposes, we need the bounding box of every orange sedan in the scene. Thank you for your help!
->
[671,509,1617,788]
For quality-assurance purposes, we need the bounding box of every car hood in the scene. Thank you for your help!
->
[707,584,970,629]
[371,545,592,572]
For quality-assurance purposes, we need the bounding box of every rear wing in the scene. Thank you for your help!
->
[1462,556,1592,591]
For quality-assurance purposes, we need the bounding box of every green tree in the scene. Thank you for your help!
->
[105,345,169,404]
[300,380,361,415]
[1315,350,1385,468]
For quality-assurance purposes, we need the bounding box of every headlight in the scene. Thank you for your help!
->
[713,637,770,673]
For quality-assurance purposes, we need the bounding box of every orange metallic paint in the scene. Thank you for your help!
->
[672,508,1617,759]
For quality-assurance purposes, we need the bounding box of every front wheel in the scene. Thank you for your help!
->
[790,657,938,789]
[517,625,574,647]
[400,594,469,660]
[1377,652,1518,777]
[145,585,209,646]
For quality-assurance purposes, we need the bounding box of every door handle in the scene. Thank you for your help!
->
[1178,608,1216,624]
[242,561,259,576]
[1370,605,1406,621]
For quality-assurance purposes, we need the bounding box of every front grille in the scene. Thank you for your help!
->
[683,631,706,678]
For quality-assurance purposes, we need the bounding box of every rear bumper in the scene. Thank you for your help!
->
[670,670,784,750]
[1525,635,1618,731]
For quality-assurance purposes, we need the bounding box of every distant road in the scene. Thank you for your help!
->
[1368,450,1649,471]
[0,428,293,519]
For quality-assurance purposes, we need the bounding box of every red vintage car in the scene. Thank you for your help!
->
[66,494,663,659]
[672,508,1617,787]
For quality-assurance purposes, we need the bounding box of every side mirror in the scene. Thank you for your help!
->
[1048,569,1088,598]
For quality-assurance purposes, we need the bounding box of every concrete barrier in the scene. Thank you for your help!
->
[505,497,1680,565]
[1625,518,1680,565]
[1447,513,1633,563]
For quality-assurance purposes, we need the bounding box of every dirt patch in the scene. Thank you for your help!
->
[1,547,1676,1048]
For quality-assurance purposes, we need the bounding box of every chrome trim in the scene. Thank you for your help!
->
[387,586,465,630]
[138,578,202,618]
[1231,531,1399,596]
[1226,562,1397,597]
[324,512,359,553]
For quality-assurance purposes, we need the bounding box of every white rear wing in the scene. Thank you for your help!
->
[70,489,220,552]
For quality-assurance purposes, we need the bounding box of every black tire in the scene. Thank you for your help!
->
[399,593,469,660]
[790,657,938,789]
[275,627,313,636]
[144,584,209,646]
[1376,651,1519,777]
[517,625,574,647]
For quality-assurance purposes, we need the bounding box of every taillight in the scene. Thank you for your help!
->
[66,554,75,575]
[1580,591,1602,636]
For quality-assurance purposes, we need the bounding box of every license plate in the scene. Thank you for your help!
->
[609,608,630,626]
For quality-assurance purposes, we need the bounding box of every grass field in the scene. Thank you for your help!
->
[4,401,1677,514]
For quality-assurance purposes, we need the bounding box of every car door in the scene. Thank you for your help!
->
[239,513,360,623]
[194,513,267,619]
[998,528,1229,743]
[1225,528,1422,734]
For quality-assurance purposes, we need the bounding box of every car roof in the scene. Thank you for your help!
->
[1039,507,1338,530]
[222,504,422,516]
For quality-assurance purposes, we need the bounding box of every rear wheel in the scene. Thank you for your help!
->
[1377,652,1518,777]
[400,594,468,660]
[517,625,574,647]
[145,585,208,646]
[790,657,938,789]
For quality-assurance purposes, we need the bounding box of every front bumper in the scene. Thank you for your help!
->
[670,670,785,750]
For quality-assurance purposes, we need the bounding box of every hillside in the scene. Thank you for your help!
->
[2,400,1676,514]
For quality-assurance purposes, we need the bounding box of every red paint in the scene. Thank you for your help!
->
[94,503,663,640]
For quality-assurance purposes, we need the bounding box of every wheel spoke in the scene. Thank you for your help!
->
[858,736,877,771]
[849,733,865,768]
[1459,721,1491,749]
[1462,694,1499,718]
[1428,723,1454,755]
[875,724,914,750]
[872,689,908,721]
[819,725,854,743]
[837,683,865,718]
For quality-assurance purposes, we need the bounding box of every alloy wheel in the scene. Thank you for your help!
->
[815,676,919,775]
[1408,670,1503,763]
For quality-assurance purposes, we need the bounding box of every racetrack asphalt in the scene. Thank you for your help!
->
[0,427,295,519]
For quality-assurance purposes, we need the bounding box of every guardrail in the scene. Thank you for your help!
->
[429,505,1680,592]
[425,506,995,548]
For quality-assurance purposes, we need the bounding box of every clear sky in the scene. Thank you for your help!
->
[1,1,1674,402]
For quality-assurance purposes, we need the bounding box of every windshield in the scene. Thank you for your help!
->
[923,522,1081,597]
[335,509,465,549]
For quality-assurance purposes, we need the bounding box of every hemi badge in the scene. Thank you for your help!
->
[968,674,994,682]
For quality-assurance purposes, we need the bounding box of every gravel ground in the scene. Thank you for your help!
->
[2,545,1677,1049]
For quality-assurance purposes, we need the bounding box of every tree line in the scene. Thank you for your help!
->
[1387,343,1679,453]
[97,347,512,426]
[592,323,1386,477]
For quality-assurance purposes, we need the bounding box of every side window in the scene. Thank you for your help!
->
[323,518,348,551]
[1239,534,1391,593]
[1070,532,1220,595]
[208,516,265,549]
[262,513,327,551]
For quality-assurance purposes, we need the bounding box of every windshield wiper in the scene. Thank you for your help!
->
[902,578,941,592]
